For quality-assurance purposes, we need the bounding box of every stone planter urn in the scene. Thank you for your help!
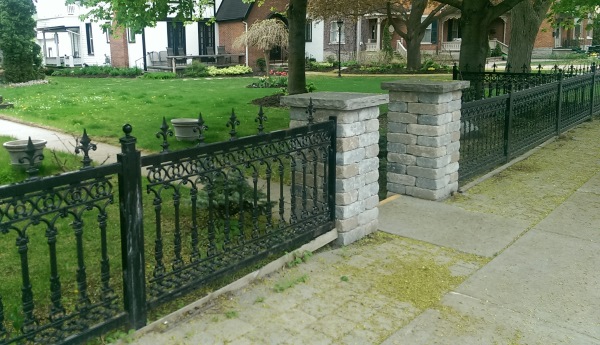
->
[3,138,47,166]
[171,118,199,141]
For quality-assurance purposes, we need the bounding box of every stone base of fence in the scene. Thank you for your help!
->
[381,80,469,201]
[282,92,388,245]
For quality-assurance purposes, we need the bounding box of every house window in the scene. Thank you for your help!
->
[305,20,312,42]
[127,28,136,43]
[70,29,81,58]
[421,18,438,44]
[574,22,582,39]
[85,23,94,55]
[447,19,461,41]
[103,22,110,43]
[330,22,345,44]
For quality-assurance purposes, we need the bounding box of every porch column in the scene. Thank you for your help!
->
[282,92,388,245]
[376,18,382,50]
[382,80,469,201]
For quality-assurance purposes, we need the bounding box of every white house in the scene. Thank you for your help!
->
[35,0,221,69]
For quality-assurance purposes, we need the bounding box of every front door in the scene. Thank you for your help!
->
[554,27,562,48]
[198,21,215,55]
[167,21,186,56]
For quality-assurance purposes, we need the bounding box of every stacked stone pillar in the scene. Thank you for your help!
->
[381,80,469,201]
[281,92,388,245]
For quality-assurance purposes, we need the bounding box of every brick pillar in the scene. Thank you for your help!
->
[281,92,388,245]
[381,81,469,201]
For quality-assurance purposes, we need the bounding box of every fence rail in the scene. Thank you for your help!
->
[459,70,599,182]
[0,110,336,344]
[454,62,596,102]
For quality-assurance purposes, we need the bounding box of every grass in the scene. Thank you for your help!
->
[0,74,449,152]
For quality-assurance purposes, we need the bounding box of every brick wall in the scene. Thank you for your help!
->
[109,26,129,68]
[534,20,555,48]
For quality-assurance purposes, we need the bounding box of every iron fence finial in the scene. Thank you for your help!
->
[227,109,240,141]
[194,112,208,145]
[156,117,173,152]
[255,106,267,135]
[75,128,97,169]
[21,137,44,179]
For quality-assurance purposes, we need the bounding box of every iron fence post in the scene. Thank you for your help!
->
[556,73,564,134]
[504,85,514,161]
[117,124,147,329]
[590,66,596,119]
[452,63,458,80]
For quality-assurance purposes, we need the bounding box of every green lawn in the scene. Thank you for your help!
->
[0,74,450,151]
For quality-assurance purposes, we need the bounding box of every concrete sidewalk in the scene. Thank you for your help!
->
[0,117,598,344]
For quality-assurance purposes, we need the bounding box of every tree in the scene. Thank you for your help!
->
[74,0,309,94]
[307,0,455,70]
[507,0,553,72]
[234,19,288,74]
[548,0,599,47]
[435,0,526,69]
[0,0,43,83]
[385,1,457,70]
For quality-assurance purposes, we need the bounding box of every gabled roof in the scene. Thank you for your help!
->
[215,0,252,22]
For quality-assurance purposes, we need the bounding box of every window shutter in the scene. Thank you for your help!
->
[431,20,438,44]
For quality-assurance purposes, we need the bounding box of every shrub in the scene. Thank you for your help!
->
[247,75,287,88]
[256,58,266,72]
[51,66,142,77]
[184,61,209,78]
[420,59,450,72]
[207,65,253,76]
[142,72,177,79]
[307,61,334,71]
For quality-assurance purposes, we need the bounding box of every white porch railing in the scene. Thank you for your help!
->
[442,40,462,52]
[366,39,378,52]
[489,39,509,55]
[396,40,407,57]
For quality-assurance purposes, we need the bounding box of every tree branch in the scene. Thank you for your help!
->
[434,0,463,9]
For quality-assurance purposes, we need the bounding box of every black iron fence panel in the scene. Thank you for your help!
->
[560,74,594,131]
[139,121,336,309]
[509,83,558,158]
[459,69,598,184]
[459,96,509,182]
[0,164,126,345]
[0,110,337,344]
[594,74,600,115]
[454,63,596,103]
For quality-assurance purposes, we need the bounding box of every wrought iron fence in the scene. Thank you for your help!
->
[454,62,596,102]
[459,70,599,183]
[0,107,336,344]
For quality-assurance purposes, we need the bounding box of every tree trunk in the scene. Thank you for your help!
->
[287,0,307,95]
[264,51,271,76]
[405,35,424,70]
[507,0,552,72]
[593,20,600,46]
[458,10,491,71]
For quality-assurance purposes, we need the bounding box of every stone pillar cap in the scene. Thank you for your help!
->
[381,80,470,93]
[281,92,388,110]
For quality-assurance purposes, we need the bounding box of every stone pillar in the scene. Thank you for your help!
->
[381,80,469,201]
[281,92,388,245]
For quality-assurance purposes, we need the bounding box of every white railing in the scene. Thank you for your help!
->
[442,40,462,52]
[396,40,407,57]
[489,39,509,55]
[366,39,378,52]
